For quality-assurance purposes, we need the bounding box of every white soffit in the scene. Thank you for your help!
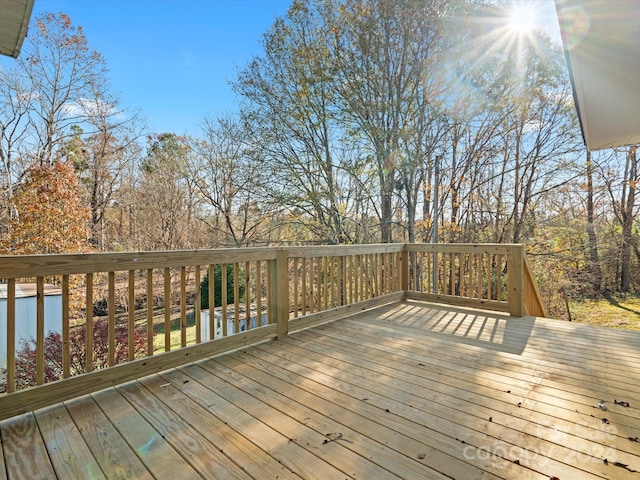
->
[0,0,35,58]
[555,0,640,151]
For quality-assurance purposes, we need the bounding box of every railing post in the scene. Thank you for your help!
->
[271,248,289,339]
[507,245,525,317]
[400,246,409,293]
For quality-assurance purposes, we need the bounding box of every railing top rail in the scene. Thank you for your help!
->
[0,244,411,278]
[405,243,521,255]
[286,243,405,258]
[0,247,281,278]
[0,242,525,279]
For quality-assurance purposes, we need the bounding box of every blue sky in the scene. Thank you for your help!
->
[11,0,293,135]
[2,0,560,137]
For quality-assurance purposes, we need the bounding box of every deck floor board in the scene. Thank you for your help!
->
[2,300,640,479]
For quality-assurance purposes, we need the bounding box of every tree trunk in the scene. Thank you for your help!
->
[620,147,637,292]
[585,150,601,293]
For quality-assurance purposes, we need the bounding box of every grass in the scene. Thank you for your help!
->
[152,310,198,353]
[569,293,640,330]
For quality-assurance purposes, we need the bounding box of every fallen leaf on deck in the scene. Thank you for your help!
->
[613,461,637,472]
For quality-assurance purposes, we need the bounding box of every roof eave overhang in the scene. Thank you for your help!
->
[555,0,640,151]
[0,0,35,58]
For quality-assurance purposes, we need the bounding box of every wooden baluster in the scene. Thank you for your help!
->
[496,254,503,302]
[62,275,70,378]
[486,254,492,301]
[128,271,135,361]
[301,257,306,316]
[293,257,299,317]
[275,249,289,339]
[354,255,360,302]
[6,278,15,393]
[308,258,314,313]
[208,265,215,339]
[266,261,272,324]
[36,277,45,384]
[244,262,251,330]
[256,261,263,325]
[375,253,381,296]
[418,252,424,292]
[180,266,187,348]
[477,254,483,300]
[365,253,369,298]
[87,273,94,370]
[195,265,201,344]
[449,252,455,296]
[458,254,464,297]
[146,269,153,357]
[164,268,171,352]
[339,256,349,305]
[233,263,240,334]
[321,257,327,310]
[333,256,337,306]
[221,264,228,336]
[108,271,116,366]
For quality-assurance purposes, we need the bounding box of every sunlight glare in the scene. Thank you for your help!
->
[508,2,538,35]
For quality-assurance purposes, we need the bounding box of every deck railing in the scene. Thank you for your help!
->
[0,243,542,419]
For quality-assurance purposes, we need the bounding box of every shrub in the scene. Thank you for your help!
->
[0,320,147,393]
[199,264,245,309]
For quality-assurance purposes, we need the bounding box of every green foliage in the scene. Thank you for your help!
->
[199,264,246,309]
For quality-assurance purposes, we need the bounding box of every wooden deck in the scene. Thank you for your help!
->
[2,300,640,479]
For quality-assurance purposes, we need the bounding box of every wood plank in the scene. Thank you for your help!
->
[2,299,640,480]
[232,348,544,480]
[65,395,153,480]
[0,413,56,480]
[138,373,303,480]
[280,329,639,477]
[203,355,460,480]
[0,423,6,480]
[350,306,640,400]
[178,362,404,480]
[117,380,252,479]
[161,365,352,480]
[33,403,105,479]
[249,342,607,480]
[91,388,201,480]
[0,325,278,420]
[334,314,640,430]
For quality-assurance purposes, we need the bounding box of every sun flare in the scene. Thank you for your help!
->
[507,2,538,35]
